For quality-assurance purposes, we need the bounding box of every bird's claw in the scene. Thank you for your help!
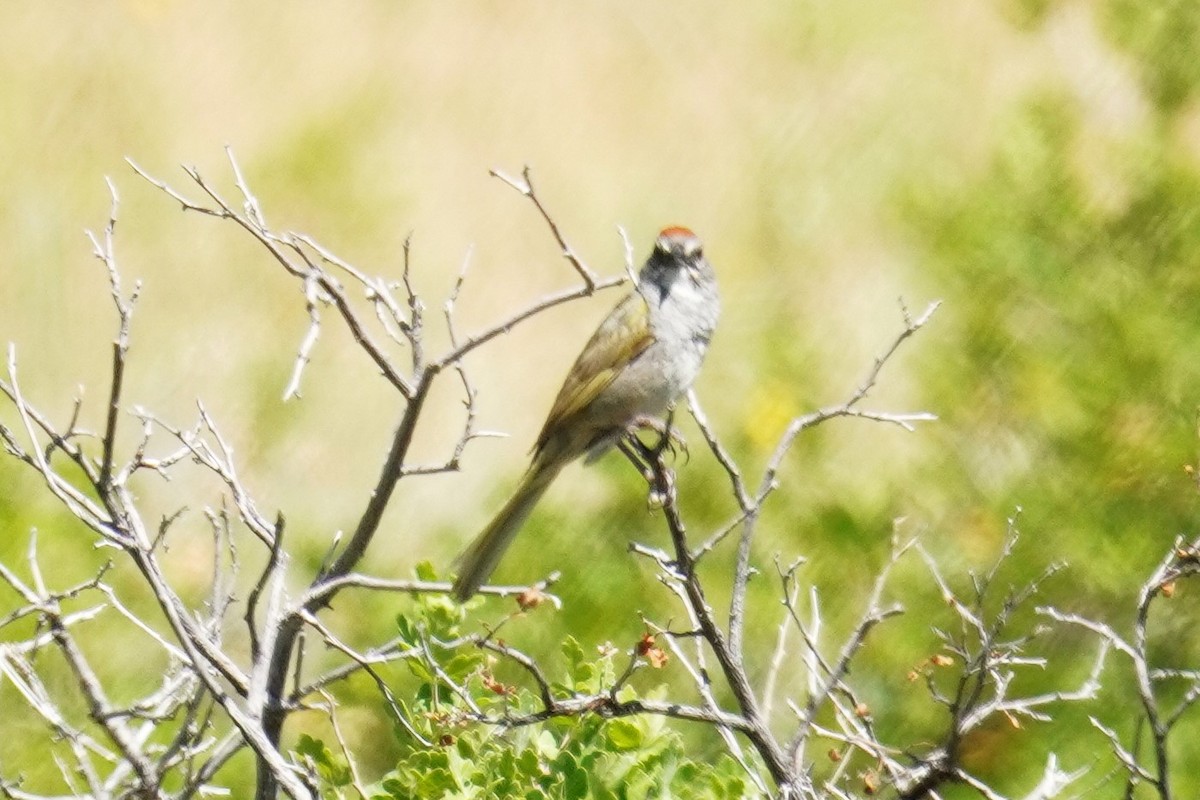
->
[630,415,688,463]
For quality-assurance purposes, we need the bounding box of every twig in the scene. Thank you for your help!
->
[489,166,599,289]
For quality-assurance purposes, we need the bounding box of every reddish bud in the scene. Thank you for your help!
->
[516,587,545,610]
[863,771,879,794]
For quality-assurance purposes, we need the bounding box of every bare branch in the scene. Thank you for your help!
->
[282,275,324,401]
[83,178,140,493]
[299,570,562,611]
[434,274,626,369]
[489,166,599,288]
[131,154,415,400]
[10,158,1155,800]
[759,300,940,500]
[4,345,120,542]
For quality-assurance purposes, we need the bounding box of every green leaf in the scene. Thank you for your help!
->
[294,733,326,762]
[395,613,418,646]
[623,763,654,800]
[560,636,587,680]
[516,747,541,779]
[293,733,351,787]
[373,632,769,798]
[418,767,456,795]
[604,719,643,751]
[422,594,465,637]
[443,651,484,683]
[561,753,588,800]
[534,729,559,760]
[447,744,474,790]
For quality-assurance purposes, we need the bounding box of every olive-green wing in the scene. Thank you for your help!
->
[534,292,653,454]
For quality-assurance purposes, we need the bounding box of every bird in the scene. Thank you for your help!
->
[451,226,720,601]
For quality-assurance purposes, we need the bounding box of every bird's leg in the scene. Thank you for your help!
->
[630,407,688,463]
[618,436,654,477]
[621,415,677,507]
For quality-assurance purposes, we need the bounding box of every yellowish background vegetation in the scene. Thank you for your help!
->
[1,1,1057,552]
[4,1,1199,795]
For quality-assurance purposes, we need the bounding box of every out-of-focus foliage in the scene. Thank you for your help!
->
[1104,0,1200,111]
[894,1,1200,788]
[904,92,1200,588]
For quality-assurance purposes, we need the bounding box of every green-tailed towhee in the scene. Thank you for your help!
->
[451,226,720,601]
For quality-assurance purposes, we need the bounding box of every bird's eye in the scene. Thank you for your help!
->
[683,241,702,259]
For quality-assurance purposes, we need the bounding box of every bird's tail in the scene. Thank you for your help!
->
[452,462,561,602]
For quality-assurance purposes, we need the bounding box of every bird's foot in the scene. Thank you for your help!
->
[629,414,688,463]
[618,435,678,506]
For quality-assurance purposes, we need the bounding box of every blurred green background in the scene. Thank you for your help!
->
[3,1,1200,796]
